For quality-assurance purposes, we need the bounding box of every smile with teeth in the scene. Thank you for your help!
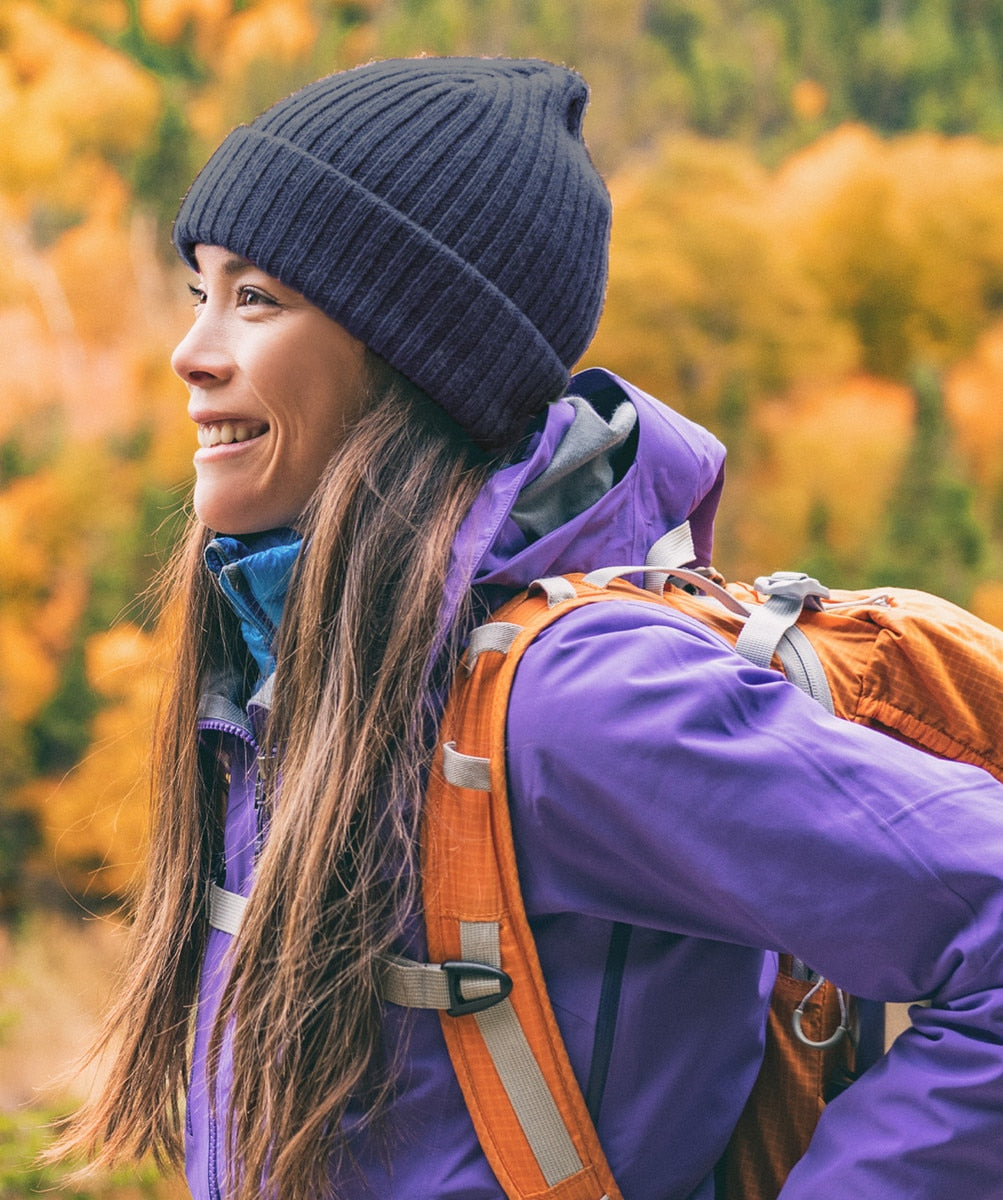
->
[197,420,268,448]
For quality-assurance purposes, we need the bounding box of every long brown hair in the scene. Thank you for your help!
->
[56,355,502,1198]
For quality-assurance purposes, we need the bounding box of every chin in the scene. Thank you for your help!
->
[194,481,304,535]
[195,495,260,536]
[196,504,297,536]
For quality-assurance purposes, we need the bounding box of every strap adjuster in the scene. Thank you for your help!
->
[443,960,513,1016]
[753,570,830,609]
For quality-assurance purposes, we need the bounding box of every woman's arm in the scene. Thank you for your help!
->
[504,598,1003,1197]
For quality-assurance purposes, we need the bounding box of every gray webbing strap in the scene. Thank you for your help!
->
[644,522,696,594]
[466,621,521,671]
[774,628,836,714]
[392,619,599,1191]
[735,596,805,668]
[208,882,247,936]
[460,921,586,1188]
[380,954,454,1009]
[648,565,752,616]
[734,572,834,712]
[582,564,751,620]
[442,741,491,792]
[378,953,506,1012]
[379,925,588,1188]
[529,576,579,606]
[734,572,830,668]
[582,564,651,590]
[580,522,701,596]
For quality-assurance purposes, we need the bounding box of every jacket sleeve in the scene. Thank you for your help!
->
[502,597,1003,1198]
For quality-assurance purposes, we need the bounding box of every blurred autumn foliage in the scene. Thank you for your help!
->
[4,0,1003,919]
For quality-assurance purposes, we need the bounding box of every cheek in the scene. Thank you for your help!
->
[282,369,366,485]
[298,350,368,446]
[252,322,367,477]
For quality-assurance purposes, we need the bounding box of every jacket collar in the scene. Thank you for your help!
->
[204,528,302,680]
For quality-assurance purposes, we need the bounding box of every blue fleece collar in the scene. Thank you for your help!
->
[205,528,302,679]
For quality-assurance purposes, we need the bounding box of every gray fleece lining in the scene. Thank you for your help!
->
[510,396,638,541]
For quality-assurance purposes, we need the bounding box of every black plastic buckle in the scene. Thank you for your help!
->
[442,960,513,1017]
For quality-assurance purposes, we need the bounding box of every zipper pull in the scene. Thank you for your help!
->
[253,750,274,861]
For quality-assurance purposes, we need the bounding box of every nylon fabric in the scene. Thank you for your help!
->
[379,955,457,1011]
[643,523,698,594]
[718,958,858,1199]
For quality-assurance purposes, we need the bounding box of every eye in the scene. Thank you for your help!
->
[187,282,207,310]
[237,286,278,308]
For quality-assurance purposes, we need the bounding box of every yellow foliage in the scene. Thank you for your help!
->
[971,581,1003,630]
[221,0,320,79]
[0,450,140,625]
[0,613,60,724]
[41,0,130,37]
[946,319,1003,493]
[0,307,61,434]
[186,88,229,143]
[770,123,880,225]
[0,472,65,599]
[590,121,1003,575]
[791,79,828,122]
[0,467,102,722]
[140,0,231,44]
[0,2,160,200]
[141,0,318,90]
[33,567,89,660]
[774,125,1003,374]
[0,187,195,452]
[85,625,161,702]
[23,624,165,899]
[726,375,913,575]
[587,133,856,422]
[48,171,135,345]
[337,21,381,70]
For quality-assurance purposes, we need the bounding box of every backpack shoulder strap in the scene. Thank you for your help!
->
[384,574,640,1200]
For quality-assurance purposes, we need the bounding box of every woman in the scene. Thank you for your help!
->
[63,56,1003,1200]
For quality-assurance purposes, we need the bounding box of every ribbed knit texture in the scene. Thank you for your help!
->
[172,57,611,448]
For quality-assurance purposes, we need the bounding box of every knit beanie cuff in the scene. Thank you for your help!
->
[174,125,571,448]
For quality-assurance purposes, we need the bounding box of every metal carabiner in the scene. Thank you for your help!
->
[792,976,853,1050]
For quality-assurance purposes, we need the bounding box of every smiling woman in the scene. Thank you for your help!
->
[52,54,1003,1200]
[172,248,368,534]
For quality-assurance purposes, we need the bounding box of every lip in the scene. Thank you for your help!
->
[193,438,265,463]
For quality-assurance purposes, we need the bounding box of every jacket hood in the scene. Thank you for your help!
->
[447,367,726,613]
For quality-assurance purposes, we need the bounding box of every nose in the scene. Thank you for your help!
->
[171,313,233,387]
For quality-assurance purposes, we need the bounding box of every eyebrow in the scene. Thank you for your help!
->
[193,251,254,278]
[219,254,253,277]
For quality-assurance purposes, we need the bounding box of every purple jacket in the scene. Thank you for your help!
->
[187,369,1003,1199]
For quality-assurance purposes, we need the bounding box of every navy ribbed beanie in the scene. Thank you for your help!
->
[172,56,612,449]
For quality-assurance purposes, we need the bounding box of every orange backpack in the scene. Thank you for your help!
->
[378,551,1003,1200]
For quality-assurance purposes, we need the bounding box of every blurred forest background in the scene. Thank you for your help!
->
[5,0,1003,1192]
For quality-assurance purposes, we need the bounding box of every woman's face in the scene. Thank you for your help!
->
[171,244,369,535]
